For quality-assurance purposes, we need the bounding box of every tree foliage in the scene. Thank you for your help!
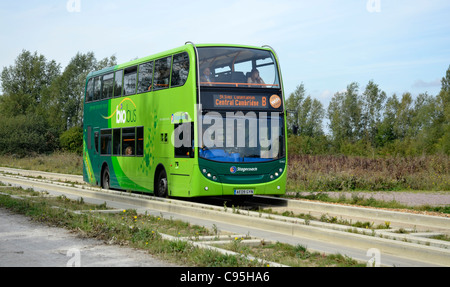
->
[288,67,450,156]
[0,50,116,156]
[286,83,324,137]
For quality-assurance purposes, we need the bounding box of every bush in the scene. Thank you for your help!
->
[0,114,56,156]
[59,127,83,154]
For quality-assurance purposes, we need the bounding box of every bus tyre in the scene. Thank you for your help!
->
[157,169,168,198]
[102,166,110,190]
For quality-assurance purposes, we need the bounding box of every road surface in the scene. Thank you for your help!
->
[0,208,178,267]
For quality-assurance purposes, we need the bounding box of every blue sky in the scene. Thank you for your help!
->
[1,0,449,109]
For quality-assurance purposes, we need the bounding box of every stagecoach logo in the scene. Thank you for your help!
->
[230,166,258,174]
[102,97,137,124]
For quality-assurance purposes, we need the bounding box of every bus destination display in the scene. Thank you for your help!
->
[212,94,282,110]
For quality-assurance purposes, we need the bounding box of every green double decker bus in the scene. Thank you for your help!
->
[83,42,287,198]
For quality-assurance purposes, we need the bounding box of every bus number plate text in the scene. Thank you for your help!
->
[234,189,254,195]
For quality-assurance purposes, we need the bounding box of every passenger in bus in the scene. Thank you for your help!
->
[247,68,265,87]
[201,67,213,86]
[125,146,133,156]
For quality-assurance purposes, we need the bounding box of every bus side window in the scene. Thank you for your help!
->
[138,62,153,93]
[114,70,123,97]
[123,66,137,96]
[171,52,189,87]
[122,127,135,156]
[102,73,114,99]
[154,56,171,90]
[94,76,102,101]
[113,128,121,156]
[101,129,112,155]
[86,78,94,102]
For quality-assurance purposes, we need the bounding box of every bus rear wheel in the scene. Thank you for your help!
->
[102,166,110,190]
[156,169,168,198]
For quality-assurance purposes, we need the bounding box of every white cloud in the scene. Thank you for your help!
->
[412,78,441,89]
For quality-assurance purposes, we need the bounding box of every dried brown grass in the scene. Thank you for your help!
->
[287,154,450,192]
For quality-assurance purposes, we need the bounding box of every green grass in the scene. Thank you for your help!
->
[0,187,364,267]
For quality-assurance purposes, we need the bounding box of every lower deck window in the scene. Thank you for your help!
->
[101,130,112,155]
[95,126,144,157]
[122,127,135,156]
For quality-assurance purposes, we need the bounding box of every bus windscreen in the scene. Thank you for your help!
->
[198,47,280,89]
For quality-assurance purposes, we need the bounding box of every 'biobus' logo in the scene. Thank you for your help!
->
[102,98,137,124]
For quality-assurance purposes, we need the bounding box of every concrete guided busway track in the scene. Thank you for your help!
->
[0,167,449,267]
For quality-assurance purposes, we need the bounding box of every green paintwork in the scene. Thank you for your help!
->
[83,43,287,197]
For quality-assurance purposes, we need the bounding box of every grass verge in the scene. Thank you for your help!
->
[284,192,450,215]
[0,186,364,267]
[0,152,83,175]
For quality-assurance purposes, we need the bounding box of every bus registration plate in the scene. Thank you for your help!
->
[234,189,254,195]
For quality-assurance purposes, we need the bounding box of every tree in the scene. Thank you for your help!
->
[0,50,60,116]
[327,90,345,146]
[285,83,324,137]
[327,82,362,148]
[394,92,414,140]
[343,82,363,141]
[436,65,450,154]
[0,50,61,155]
[361,80,386,146]
[298,96,324,137]
[285,83,306,134]
[377,94,399,147]
[0,49,117,155]
[41,52,117,131]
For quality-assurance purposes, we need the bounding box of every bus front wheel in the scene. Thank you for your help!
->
[156,169,168,198]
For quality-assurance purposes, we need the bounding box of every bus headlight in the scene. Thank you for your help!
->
[269,166,284,181]
[200,167,219,181]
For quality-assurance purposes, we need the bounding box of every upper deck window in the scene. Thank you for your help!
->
[171,52,189,87]
[198,47,280,89]
[123,66,137,96]
[86,78,94,102]
[137,62,154,93]
[154,57,172,90]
